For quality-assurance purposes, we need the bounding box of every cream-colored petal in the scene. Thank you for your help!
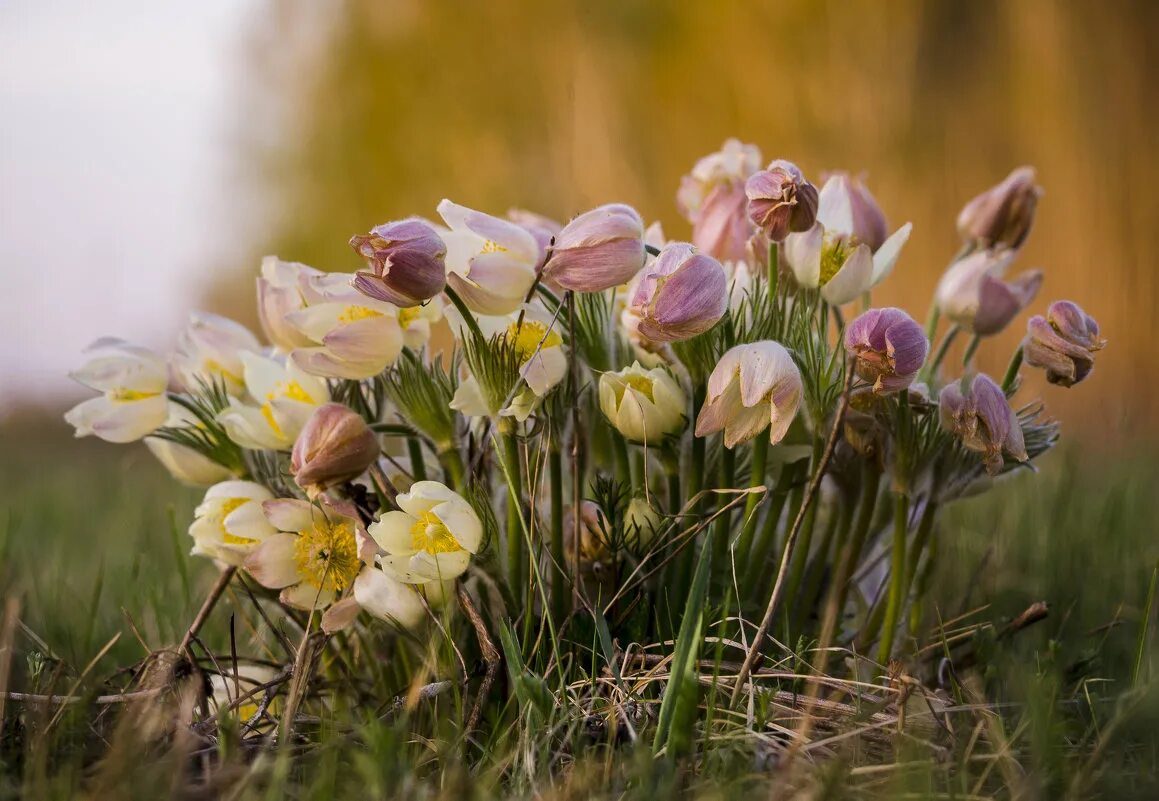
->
[244,533,300,589]
[280,582,336,610]
[261,499,315,532]
[367,510,417,555]
[870,222,912,285]
[432,498,483,553]
[352,567,426,629]
[821,244,873,305]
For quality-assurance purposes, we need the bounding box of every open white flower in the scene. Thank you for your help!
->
[245,498,366,609]
[189,481,277,565]
[598,362,687,443]
[217,352,330,450]
[145,403,233,486]
[437,199,539,315]
[172,312,261,396]
[64,338,169,443]
[367,481,482,583]
[783,174,912,305]
[695,341,803,448]
[286,272,405,380]
[257,256,326,352]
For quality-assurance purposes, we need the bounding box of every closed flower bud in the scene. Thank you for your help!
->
[349,218,447,307]
[939,374,1027,475]
[291,403,380,492]
[957,166,1041,250]
[565,500,616,592]
[625,496,661,550]
[543,203,646,292]
[844,307,929,394]
[598,362,687,443]
[678,139,763,263]
[745,160,819,242]
[935,248,1043,335]
[696,341,803,448]
[629,243,728,342]
[815,172,889,251]
[1023,300,1105,387]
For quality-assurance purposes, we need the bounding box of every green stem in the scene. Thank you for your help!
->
[710,444,737,570]
[766,241,779,299]
[903,499,939,600]
[742,460,803,598]
[442,285,485,342]
[612,434,632,489]
[924,303,941,344]
[837,463,881,638]
[780,439,824,617]
[406,437,427,482]
[961,334,982,367]
[1001,345,1024,394]
[669,385,706,605]
[799,494,850,629]
[925,324,961,380]
[734,434,769,570]
[549,446,566,624]
[499,425,525,608]
[438,446,466,492]
[876,493,910,665]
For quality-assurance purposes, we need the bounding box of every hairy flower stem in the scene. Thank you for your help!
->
[669,384,706,607]
[797,495,849,631]
[875,493,911,665]
[742,461,801,598]
[734,434,769,572]
[498,423,525,609]
[833,462,881,626]
[1001,345,1024,394]
[442,285,485,342]
[710,445,737,570]
[613,433,632,490]
[924,303,941,345]
[548,446,567,624]
[438,446,466,492]
[961,334,982,367]
[779,438,824,626]
[924,324,961,382]
[407,437,427,481]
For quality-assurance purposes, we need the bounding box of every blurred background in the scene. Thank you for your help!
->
[1,1,1157,669]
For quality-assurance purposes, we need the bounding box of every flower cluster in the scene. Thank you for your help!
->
[66,140,1105,710]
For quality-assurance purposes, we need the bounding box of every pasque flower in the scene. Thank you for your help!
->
[291,403,380,493]
[438,199,540,315]
[1023,300,1105,387]
[542,203,646,292]
[64,338,169,443]
[939,373,1028,475]
[507,208,561,272]
[189,481,277,565]
[844,307,929,393]
[173,312,262,396]
[257,257,325,352]
[367,481,483,583]
[745,160,819,242]
[957,166,1041,250]
[598,362,687,443]
[935,249,1043,336]
[145,403,233,486]
[678,138,763,263]
[696,341,803,448]
[629,243,728,342]
[783,173,912,305]
[286,272,406,380]
[246,498,366,609]
[217,352,330,450]
[349,218,447,307]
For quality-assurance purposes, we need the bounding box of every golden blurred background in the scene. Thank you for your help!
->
[205,0,1155,441]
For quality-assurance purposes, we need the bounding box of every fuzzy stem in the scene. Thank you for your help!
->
[406,437,427,482]
[499,423,525,608]
[442,285,485,342]
[833,462,881,625]
[612,433,633,490]
[961,334,982,367]
[734,434,769,571]
[875,492,910,665]
[549,446,566,624]
[438,446,466,492]
[1001,345,1024,394]
[669,385,706,605]
[742,461,800,598]
[925,324,961,381]
[710,445,737,569]
[766,241,779,299]
[924,303,941,344]
[780,438,824,623]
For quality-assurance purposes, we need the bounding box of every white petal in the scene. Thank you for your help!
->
[244,533,300,588]
[367,510,417,555]
[352,567,426,628]
[432,498,483,553]
[783,223,823,288]
[870,222,912,285]
[261,499,315,533]
[280,582,335,610]
[821,244,873,305]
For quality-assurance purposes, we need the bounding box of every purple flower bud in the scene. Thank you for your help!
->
[745,160,819,242]
[1023,300,1106,387]
[844,307,929,394]
[291,403,380,493]
[542,203,646,292]
[935,248,1043,336]
[349,219,447,307]
[939,374,1027,475]
[629,243,728,342]
[957,166,1042,250]
[816,172,889,251]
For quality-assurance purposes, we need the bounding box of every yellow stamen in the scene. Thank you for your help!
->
[109,388,159,403]
[292,519,361,592]
[398,306,422,328]
[819,237,856,286]
[505,320,562,361]
[338,305,384,324]
[409,511,461,554]
[621,373,656,403]
[481,239,508,254]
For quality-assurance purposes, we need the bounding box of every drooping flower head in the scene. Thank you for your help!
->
[291,403,380,494]
[542,203,646,292]
[844,307,929,394]
[939,373,1028,475]
[64,338,169,443]
[745,159,819,242]
[629,243,728,342]
[783,173,912,304]
[349,218,447,307]
[678,138,763,263]
[957,166,1042,250]
[437,199,539,315]
[1023,300,1106,387]
[367,481,483,584]
[696,341,803,448]
[935,248,1043,336]
[598,362,687,443]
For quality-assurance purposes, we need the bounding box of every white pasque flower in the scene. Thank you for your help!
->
[598,362,687,443]
[783,174,912,305]
[189,480,278,565]
[257,256,326,352]
[286,272,405,380]
[695,341,804,448]
[449,303,568,421]
[367,481,483,583]
[172,311,262,397]
[64,338,169,443]
[217,352,330,450]
[437,199,540,316]
[245,498,366,609]
[144,403,233,486]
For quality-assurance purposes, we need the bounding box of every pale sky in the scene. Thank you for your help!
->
[0,0,261,412]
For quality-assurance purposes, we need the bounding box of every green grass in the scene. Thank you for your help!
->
[1,421,1158,799]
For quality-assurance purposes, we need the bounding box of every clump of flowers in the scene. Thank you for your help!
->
[64,147,1104,762]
